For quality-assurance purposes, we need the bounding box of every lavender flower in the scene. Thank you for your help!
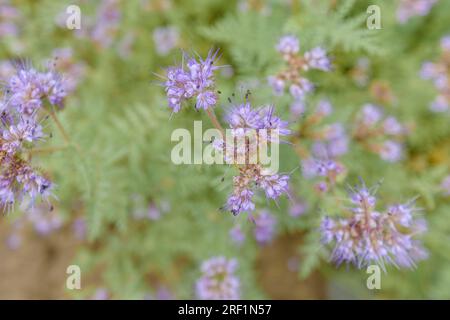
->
[0,0,20,37]
[360,104,383,126]
[6,64,66,115]
[289,199,307,217]
[0,60,15,81]
[440,35,450,52]
[92,288,110,300]
[5,232,21,250]
[153,26,179,56]
[2,117,43,154]
[0,156,53,212]
[353,104,407,162]
[320,181,428,270]
[226,183,255,215]
[420,36,450,113]
[164,49,220,112]
[289,79,314,99]
[304,47,331,71]
[276,35,300,55]
[50,48,86,93]
[252,210,277,245]
[379,140,403,162]
[0,63,65,213]
[229,225,245,245]
[196,256,240,300]
[155,286,174,300]
[315,99,333,117]
[91,0,121,49]
[430,95,449,112]
[217,103,291,216]
[259,174,289,199]
[397,0,437,24]
[302,157,343,180]
[441,175,450,196]
[73,217,87,240]
[289,100,305,119]
[312,123,349,158]
[267,76,285,96]
[28,205,62,235]
[269,35,331,100]
[383,117,404,136]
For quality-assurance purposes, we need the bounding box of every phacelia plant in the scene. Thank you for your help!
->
[196,256,240,300]
[0,63,69,213]
[352,103,409,162]
[320,181,428,270]
[268,35,331,101]
[396,0,438,24]
[163,50,292,216]
[420,35,450,113]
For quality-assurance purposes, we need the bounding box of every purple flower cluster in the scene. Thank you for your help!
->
[292,99,348,160]
[5,204,63,250]
[252,210,277,245]
[229,225,246,246]
[28,205,63,235]
[196,256,240,300]
[50,48,86,93]
[313,123,349,159]
[132,195,171,221]
[0,0,20,37]
[420,35,450,113]
[164,49,220,112]
[92,288,110,300]
[73,217,87,240]
[153,26,179,56]
[307,100,349,159]
[441,175,450,197]
[0,60,15,81]
[215,103,290,216]
[268,35,331,101]
[91,0,122,49]
[6,64,66,115]
[353,104,408,162]
[302,157,345,193]
[58,0,122,51]
[225,166,290,216]
[397,0,437,24]
[320,181,428,270]
[0,63,66,213]
[289,198,307,218]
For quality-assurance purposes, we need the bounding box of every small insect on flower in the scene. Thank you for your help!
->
[320,180,428,271]
[162,49,221,113]
[196,256,240,300]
